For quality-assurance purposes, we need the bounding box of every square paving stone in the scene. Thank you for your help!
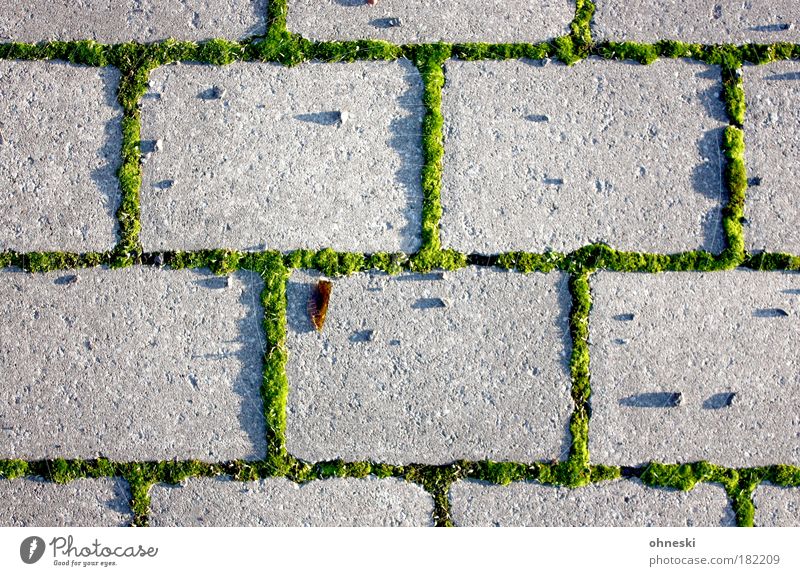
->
[287,0,574,43]
[0,1,267,43]
[0,267,266,461]
[285,268,573,465]
[743,60,800,255]
[140,61,423,253]
[441,58,727,254]
[753,484,800,527]
[593,1,799,44]
[0,61,121,252]
[589,270,800,468]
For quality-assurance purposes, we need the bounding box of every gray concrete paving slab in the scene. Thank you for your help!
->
[441,58,727,254]
[0,267,266,461]
[0,61,121,252]
[0,1,267,43]
[450,478,735,526]
[149,476,434,526]
[743,61,800,255]
[589,270,800,467]
[0,477,132,527]
[753,484,800,527]
[285,268,573,465]
[287,0,574,44]
[593,1,800,44]
[140,61,423,253]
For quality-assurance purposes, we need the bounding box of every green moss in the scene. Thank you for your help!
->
[496,251,565,273]
[404,464,464,527]
[0,460,29,479]
[267,0,288,34]
[571,0,595,53]
[566,273,592,484]
[655,40,700,59]
[595,41,659,64]
[312,40,402,63]
[452,42,552,61]
[720,126,747,264]
[745,252,800,271]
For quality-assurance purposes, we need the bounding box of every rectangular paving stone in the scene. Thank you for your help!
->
[441,58,727,254]
[286,268,573,465]
[450,479,735,526]
[589,270,800,468]
[743,61,800,255]
[753,484,800,527]
[287,0,574,43]
[0,477,132,527]
[593,1,799,44]
[0,61,121,252]
[141,61,423,253]
[0,267,266,461]
[0,1,267,43]
[149,476,434,526]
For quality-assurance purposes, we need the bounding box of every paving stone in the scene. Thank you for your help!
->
[0,477,132,527]
[287,0,574,43]
[0,61,121,252]
[149,476,434,526]
[450,479,735,526]
[140,61,423,253]
[0,1,267,43]
[743,61,800,255]
[285,268,573,465]
[0,267,266,461]
[441,58,727,254]
[593,1,800,44]
[589,270,800,467]
[753,484,800,527]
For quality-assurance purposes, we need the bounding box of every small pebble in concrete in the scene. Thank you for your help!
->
[0,267,266,461]
[589,270,800,467]
[593,0,799,44]
[449,479,735,526]
[743,61,800,254]
[149,476,434,527]
[753,484,800,527]
[0,477,132,527]
[286,268,573,465]
[441,58,727,254]
[0,61,121,252]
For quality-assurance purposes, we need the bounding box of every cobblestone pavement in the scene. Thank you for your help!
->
[0,1,798,527]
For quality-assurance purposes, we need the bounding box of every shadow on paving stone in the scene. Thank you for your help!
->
[228,272,268,459]
[765,72,800,82]
[287,279,318,335]
[294,111,342,126]
[390,59,425,249]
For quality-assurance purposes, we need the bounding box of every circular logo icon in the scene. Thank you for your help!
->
[20,536,46,564]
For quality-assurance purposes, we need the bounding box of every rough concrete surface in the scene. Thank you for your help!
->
[0,61,121,252]
[589,270,800,467]
[753,484,800,527]
[743,60,800,255]
[441,58,727,254]
[140,61,423,253]
[450,479,735,527]
[287,0,574,43]
[149,476,434,526]
[0,477,132,527]
[593,0,800,44]
[0,267,266,461]
[285,268,573,464]
[0,1,267,43]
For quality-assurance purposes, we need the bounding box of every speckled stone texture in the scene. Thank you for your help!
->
[0,267,266,461]
[149,476,435,526]
[140,61,423,253]
[753,484,800,527]
[441,58,727,254]
[287,0,574,43]
[0,1,267,43]
[285,268,573,465]
[0,61,121,252]
[449,479,735,526]
[0,477,132,527]
[589,270,800,467]
[743,60,800,255]
[593,0,799,44]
